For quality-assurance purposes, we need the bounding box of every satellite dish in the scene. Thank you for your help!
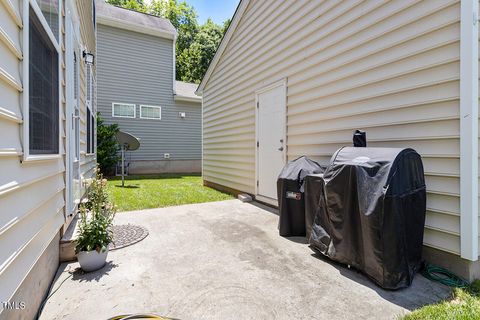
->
[116,131,140,151]
[115,131,140,187]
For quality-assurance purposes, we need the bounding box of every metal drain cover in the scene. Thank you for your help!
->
[109,224,149,250]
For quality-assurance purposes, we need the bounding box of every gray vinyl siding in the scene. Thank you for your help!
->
[96,24,201,161]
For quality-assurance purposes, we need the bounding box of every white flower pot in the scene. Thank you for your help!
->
[77,248,109,272]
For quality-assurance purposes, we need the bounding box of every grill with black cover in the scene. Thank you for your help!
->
[308,147,426,289]
[277,156,325,237]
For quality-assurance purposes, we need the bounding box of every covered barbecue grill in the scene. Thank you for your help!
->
[277,156,325,237]
[309,147,426,289]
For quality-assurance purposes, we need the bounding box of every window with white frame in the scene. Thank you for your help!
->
[27,1,61,156]
[112,103,135,118]
[86,64,95,154]
[140,105,161,120]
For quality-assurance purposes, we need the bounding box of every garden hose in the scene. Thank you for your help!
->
[108,315,173,320]
[421,262,470,288]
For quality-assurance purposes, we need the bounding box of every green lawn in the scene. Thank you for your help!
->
[403,281,480,320]
[106,174,233,212]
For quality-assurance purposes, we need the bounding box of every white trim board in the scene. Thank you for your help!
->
[459,0,479,261]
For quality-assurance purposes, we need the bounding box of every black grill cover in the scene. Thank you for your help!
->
[309,147,426,289]
[304,173,325,240]
[277,156,325,237]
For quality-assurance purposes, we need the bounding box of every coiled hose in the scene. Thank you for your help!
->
[421,262,470,288]
[108,315,173,320]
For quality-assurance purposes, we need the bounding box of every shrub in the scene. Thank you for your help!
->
[96,112,119,175]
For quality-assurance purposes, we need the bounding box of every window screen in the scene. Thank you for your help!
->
[140,105,161,119]
[38,0,59,41]
[113,103,135,118]
[29,7,59,155]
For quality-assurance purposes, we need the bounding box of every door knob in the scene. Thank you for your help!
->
[278,146,284,151]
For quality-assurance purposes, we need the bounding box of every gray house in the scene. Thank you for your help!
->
[96,0,202,174]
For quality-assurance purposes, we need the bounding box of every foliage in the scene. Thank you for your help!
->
[106,0,146,11]
[106,174,233,212]
[149,0,199,62]
[177,18,224,83]
[84,169,111,212]
[96,113,119,175]
[402,284,480,320]
[76,170,116,253]
[107,0,230,83]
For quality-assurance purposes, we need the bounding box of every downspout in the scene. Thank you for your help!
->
[460,0,479,261]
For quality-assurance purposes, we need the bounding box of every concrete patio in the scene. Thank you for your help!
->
[39,200,450,320]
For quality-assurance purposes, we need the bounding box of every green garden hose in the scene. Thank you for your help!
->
[108,315,173,320]
[421,262,470,288]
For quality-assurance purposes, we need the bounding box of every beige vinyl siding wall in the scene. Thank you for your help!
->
[0,0,95,312]
[203,0,462,255]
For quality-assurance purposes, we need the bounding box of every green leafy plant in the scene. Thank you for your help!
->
[75,170,116,253]
[97,113,119,175]
[83,170,110,212]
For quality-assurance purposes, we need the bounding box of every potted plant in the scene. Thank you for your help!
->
[76,171,116,272]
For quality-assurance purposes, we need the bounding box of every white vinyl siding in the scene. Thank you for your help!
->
[202,0,463,255]
[0,0,96,315]
[140,105,161,120]
[112,102,135,118]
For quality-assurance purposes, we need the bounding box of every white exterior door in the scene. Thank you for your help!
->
[256,80,286,201]
[65,4,81,215]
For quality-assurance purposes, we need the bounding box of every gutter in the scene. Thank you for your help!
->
[174,95,202,103]
[459,0,479,261]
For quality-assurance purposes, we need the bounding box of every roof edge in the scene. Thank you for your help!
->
[195,0,250,95]
[97,14,177,40]
[174,95,202,103]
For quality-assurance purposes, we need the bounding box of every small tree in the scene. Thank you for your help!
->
[96,113,119,175]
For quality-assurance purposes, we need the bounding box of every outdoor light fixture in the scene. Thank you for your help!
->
[83,50,95,65]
